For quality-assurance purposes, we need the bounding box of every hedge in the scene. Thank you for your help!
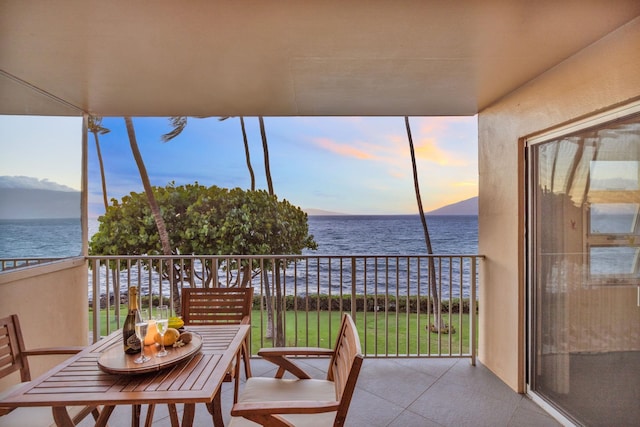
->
[253,294,478,314]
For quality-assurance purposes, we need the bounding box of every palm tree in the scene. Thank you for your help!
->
[259,117,274,194]
[228,117,257,292]
[404,117,445,332]
[88,116,110,210]
[218,117,256,190]
[124,117,180,311]
[125,117,172,256]
[258,116,283,344]
[88,116,123,321]
[230,117,256,191]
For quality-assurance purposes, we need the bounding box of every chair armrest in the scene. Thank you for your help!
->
[258,347,334,379]
[231,400,340,426]
[258,347,334,357]
[23,346,84,356]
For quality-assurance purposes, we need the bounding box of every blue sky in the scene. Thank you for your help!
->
[1,116,478,217]
[0,115,83,190]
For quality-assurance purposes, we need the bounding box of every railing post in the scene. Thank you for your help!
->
[470,257,477,366]
[351,257,357,322]
[91,258,100,344]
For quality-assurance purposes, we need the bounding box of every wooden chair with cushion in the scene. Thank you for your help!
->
[0,314,101,427]
[229,313,364,427]
[181,286,253,400]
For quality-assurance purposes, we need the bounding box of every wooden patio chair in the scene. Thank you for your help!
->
[229,313,364,427]
[181,286,253,400]
[0,314,101,427]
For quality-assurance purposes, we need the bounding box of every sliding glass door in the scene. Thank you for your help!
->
[528,106,640,426]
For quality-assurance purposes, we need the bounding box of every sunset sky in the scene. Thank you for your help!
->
[1,115,478,217]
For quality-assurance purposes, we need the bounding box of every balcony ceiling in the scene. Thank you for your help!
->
[1,0,639,117]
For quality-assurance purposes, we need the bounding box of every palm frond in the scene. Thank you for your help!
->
[88,116,110,135]
[161,116,188,142]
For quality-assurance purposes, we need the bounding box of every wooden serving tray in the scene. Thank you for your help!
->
[98,333,202,375]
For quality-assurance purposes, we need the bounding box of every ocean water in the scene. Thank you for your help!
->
[0,215,477,258]
[1,216,478,298]
[306,215,477,255]
[0,218,82,258]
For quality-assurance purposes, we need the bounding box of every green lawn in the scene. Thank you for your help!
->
[90,307,476,356]
[251,310,475,356]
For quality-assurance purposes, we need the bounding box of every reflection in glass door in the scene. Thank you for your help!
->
[528,109,640,426]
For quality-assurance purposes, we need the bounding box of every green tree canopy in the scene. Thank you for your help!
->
[90,182,316,256]
[89,183,317,289]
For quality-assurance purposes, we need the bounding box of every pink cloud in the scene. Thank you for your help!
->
[311,137,376,160]
[418,116,470,135]
[414,137,465,165]
[387,132,465,166]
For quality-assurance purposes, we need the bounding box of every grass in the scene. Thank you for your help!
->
[252,310,475,356]
[90,306,476,357]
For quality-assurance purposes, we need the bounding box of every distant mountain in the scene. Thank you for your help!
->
[304,208,346,216]
[0,175,78,192]
[427,197,477,215]
[305,197,478,216]
[0,176,80,219]
[0,189,80,219]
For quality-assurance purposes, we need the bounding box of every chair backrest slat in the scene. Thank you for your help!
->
[327,314,363,426]
[181,287,253,325]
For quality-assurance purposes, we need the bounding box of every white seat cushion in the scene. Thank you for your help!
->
[229,377,338,427]
[1,382,90,427]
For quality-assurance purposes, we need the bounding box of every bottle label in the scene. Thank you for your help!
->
[124,331,141,353]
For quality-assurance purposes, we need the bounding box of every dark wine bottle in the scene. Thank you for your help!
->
[123,286,142,354]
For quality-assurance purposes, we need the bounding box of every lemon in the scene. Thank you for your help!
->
[154,328,180,346]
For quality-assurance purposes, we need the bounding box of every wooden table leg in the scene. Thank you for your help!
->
[182,403,196,426]
[132,403,141,427]
[206,388,224,427]
[168,403,180,427]
[144,404,156,427]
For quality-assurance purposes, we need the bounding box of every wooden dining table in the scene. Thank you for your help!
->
[0,324,250,427]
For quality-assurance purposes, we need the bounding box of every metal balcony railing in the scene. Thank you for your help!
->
[0,258,59,271]
[87,254,482,363]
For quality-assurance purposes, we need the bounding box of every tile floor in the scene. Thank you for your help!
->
[79,358,562,427]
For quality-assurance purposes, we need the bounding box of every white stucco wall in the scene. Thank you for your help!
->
[477,17,640,392]
[0,258,88,390]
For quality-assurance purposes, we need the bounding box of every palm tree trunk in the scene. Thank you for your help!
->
[239,117,256,314]
[92,132,109,210]
[89,117,121,323]
[124,117,171,255]
[240,117,256,191]
[259,116,277,340]
[124,117,181,312]
[259,117,274,194]
[405,117,443,331]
